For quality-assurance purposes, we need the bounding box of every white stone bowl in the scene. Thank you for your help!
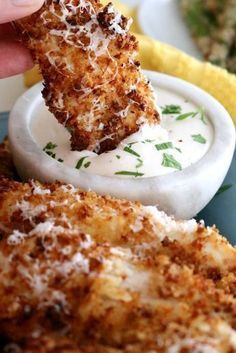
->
[9,71,235,219]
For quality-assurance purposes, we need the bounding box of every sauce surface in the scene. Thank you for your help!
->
[31,87,213,178]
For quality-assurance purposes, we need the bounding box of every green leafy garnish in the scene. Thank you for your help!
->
[127,141,138,147]
[176,111,198,121]
[43,142,57,151]
[124,145,140,157]
[58,158,64,163]
[192,134,207,144]
[210,58,223,66]
[162,153,182,171]
[45,151,56,159]
[183,1,217,37]
[175,107,208,124]
[215,184,233,196]
[75,156,88,170]
[155,142,173,151]
[144,139,155,143]
[175,147,182,153]
[84,161,91,169]
[116,155,121,159]
[162,105,182,115]
[43,141,58,159]
[115,171,144,177]
[136,158,143,169]
[198,107,208,125]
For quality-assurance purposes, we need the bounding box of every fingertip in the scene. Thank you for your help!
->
[0,0,44,24]
[12,0,45,12]
[0,41,34,78]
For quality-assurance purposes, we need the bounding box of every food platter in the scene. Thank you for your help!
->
[138,0,202,58]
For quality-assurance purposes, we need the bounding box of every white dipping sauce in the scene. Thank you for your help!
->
[31,87,213,178]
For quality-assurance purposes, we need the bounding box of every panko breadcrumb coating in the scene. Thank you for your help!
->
[0,138,18,180]
[15,0,159,153]
[0,179,235,352]
[181,0,236,73]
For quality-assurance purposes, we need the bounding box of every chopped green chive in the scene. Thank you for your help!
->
[124,145,140,157]
[127,141,138,147]
[175,107,208,124]
[198,107,208,125]
[43,142,58,159]
[58,158,64,163]
[116,155,121,159]
[46,151,56,159]
[176,111,198,121]
[155,142,173,151]
[162,105,182,115]
[162,153,182,171]
[215,184,233,196]
[84,161,91,168]
[136,158,143,169]
[75,156,88,170]
[175,147,182,153]
[192,134,206,144]
[115,171,144,177]
[43,142,57,150]
[144,139,155,143]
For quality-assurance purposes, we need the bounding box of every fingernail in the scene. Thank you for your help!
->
[11,0,35,6]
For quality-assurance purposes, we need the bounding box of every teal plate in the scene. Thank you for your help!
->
[1,112,235,244]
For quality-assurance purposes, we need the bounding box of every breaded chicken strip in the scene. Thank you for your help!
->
[0,179,235,352]
[15,0,159,153]
[0,138,18,180]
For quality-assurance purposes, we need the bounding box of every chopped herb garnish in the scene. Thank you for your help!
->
[58,158,64,163]
[198,106,208,125]
[162,153,182,171]
[127,141,138,147]
[192,134,206,144]
[124,145,140,157]
[155,142,173,151]
[75,156,88,170]
[84,161,91,168]
[136,158,143,169]
[175,147,182,153]
[175,106,208,124]
[176,111,198,121]
[115,171,144,177]
[210,58,222,67]
[43,142,58,159]
[66,127,73,133]
[46,151,56,159]
[116,155,121,159]
[162,105,182,115]
[144,139,155,143]
[215,184,233,196]
[43,142,57,151]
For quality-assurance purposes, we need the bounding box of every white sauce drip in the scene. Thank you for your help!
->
[31,87,213,178]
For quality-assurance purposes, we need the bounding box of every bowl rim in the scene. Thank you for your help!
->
[9,70,236,202]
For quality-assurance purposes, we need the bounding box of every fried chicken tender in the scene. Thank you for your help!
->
[0,138,19,180]
[0,179,235,352]
[15,0,159,153]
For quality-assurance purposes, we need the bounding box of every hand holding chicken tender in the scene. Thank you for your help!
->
[16,0,159,153]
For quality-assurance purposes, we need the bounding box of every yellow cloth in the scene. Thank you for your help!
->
[24,0,236,122]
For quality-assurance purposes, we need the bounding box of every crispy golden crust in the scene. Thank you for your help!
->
[0,138,19,180]
[16,0,159,153]
[0,180,235,352]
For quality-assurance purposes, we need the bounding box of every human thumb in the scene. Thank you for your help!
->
[0,0,44,24]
